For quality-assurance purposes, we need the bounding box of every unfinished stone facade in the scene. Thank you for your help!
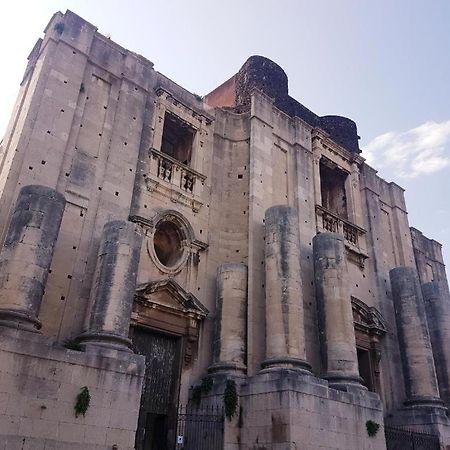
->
[0,10,449,450]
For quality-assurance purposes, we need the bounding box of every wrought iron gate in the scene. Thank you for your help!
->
[176,404,224,450]
[385,425,440,450]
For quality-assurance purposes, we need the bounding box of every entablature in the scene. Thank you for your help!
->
[155,86,214,125]
[312,128,365,168]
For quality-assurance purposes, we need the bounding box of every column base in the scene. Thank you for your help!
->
[404,395,447,411]
[323,372,366,391]
[0,309,41,333]
[78,331,132,353]
[208,361,247,375]
[260,356,311,374]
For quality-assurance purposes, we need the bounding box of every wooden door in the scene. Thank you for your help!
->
[133,328,182,450]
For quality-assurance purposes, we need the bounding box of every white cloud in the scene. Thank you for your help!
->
[362,120,450,178]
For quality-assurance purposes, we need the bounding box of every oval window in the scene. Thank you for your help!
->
[153,220,184,268]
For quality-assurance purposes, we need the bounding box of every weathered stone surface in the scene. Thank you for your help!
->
[79,220,142,351]
[0,326,144,450]
[262,205,310,372]
[209,263,247,374]
[313,232,362,389]
[423,281,450,408]
[0,8,449,449]
[237,371,385,450]
[0,185,65,331]
[390,267,444,408]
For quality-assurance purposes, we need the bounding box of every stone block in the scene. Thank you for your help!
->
[105,427,135,447]
[84,425,107,445]
[0,414,21,435]
[58,421,86,443]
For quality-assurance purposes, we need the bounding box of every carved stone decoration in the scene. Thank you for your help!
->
[351,297,387,338]
[130,211,208,276]
[133,279,208,367]
[351,297,387,393]
[315,205,368,268]
[154,86,214,125]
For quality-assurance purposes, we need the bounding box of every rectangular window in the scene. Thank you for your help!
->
[161,112,195,166]
[320,158,348,219]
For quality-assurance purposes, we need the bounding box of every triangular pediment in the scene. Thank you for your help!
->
[135,279,208,319]
[351,296,387,336]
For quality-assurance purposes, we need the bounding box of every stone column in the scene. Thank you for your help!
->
[390,267,444,408]
[422,281,450,407]
[0,185,65,331]
[79,220,142,352]
[261,205,310,372]
[313,232,362,389]
[209,263,247,375]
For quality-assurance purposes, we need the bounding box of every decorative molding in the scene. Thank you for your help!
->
[351,297,387,337]
[134,279,208,366]
[135,278,208,319]
[312,128,365,167]
[351,297,386,393]
[315,204,368,267]
[155,86,213,125]
[145,149,206,213]
[130,212,208,275]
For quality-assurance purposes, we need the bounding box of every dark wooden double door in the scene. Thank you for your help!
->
[132,327,182,450]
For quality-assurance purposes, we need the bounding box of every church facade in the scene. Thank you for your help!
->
[0,10,450,450]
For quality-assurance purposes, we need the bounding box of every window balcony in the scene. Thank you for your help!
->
[145,148,206,213]
[315,205,368,266]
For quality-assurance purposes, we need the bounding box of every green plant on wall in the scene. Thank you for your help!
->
[74,386,91,418]
[200,376,213,394]
[366,420,380,437]
[223,379,238,421]
[191,385,203,407]
[190,376,214,407]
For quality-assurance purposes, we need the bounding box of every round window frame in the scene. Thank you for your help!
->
[148,211,193,275]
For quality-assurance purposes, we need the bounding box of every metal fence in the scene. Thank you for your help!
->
[175,404,224,450]
[385,425,440,450]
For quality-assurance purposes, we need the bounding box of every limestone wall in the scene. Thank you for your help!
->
[2,9,450,449]
[239,372,386,450]
[0,11,155,343]
[359,164,414,413]
[411,227,449,291]
[0,327,144,450]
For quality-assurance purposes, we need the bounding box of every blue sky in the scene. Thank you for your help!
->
[1,0,449,268]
